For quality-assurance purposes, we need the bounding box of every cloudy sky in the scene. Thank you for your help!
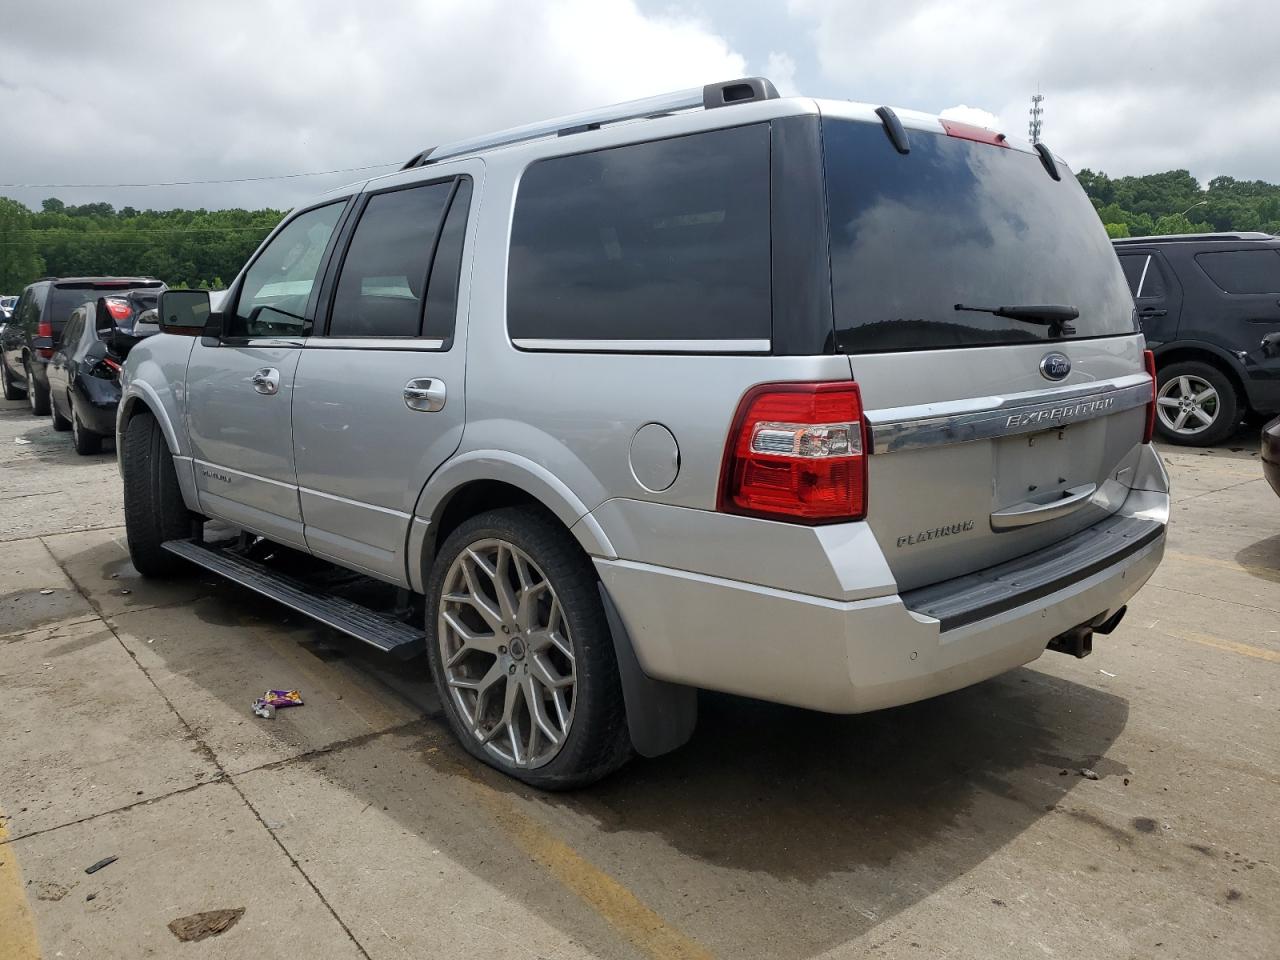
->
[2,0,1275,212]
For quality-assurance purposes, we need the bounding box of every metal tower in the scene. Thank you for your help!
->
[1028,91,1044,144]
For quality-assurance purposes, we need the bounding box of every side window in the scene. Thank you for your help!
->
[329,181,453,339]
[507,124,772,346]
[24,285,48,332]
[60,312,83,349]
[1137,256,1166,299]
[1195,250,1280,295]
[231,202,345,338]
[1119,255,1147,297]
[423,179,472,342]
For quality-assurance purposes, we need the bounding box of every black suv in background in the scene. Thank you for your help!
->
[1,277,163,413]
[1113,232,1280,445]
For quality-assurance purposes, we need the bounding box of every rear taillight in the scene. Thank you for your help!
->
[1143,350,1157,443]
[718,382,867,523]
[37,319,54,358]
[104,298,131,321]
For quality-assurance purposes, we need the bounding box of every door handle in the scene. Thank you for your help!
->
[251,367,280,396]
[403,378,446,412]
[990,482,1097,531]
[1138,307,1167,317]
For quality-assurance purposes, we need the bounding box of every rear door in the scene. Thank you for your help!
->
[292,168,477,584]
[185,200,348,548]
[820,110,1150,591]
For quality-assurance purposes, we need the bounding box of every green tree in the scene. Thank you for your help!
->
[0,198,46,291]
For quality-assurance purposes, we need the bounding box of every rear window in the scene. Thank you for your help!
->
[823,120,1137,352]
[49,282,159,330]
[1195,249,1280,294]
[507,124,771,347]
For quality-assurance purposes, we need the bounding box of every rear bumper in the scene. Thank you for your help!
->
[595,451,1169,715]
[73,376,122,436]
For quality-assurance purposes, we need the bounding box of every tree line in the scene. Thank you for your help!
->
[0,197,283,293]
[3,168,1280,293]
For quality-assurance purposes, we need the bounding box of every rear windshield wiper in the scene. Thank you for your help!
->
[954,303,1078,337]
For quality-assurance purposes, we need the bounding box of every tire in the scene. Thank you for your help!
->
[25,360,50,416]
[425,506,631,789]
[122,412,192,577]
[1154,360,1240,447]
[1,360,22,400]
[52,394,71,432]
[72,409,102,455]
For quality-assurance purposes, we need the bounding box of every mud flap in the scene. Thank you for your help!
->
[598,583,697,758]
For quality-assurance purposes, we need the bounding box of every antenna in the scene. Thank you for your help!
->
[1028,89,1045,145]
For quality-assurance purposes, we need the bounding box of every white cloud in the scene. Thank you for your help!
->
[764,51,800,97]
[0,0,746,210]
[938,105,1001,131]
[790,0,1279,182]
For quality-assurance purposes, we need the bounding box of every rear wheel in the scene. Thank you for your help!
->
[25,360,50,416]
[72,408,102,455]
[51,394,71,432]
[1154,361,1239,447]
[425,507,631,789]
[1,360,22,400]
[123,412,192,576]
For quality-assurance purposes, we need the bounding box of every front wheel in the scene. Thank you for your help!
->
[1154,361,1240,447]
[425,507,631,789]
[122,413,192,576]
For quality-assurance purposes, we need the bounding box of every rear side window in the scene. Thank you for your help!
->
[824,120,1137,352]
[1195,250,1280,294]
[330,181,454,338]
[507,124,771,347]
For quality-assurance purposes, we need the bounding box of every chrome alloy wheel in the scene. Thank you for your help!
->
[1157,374,1219,436]
[438,538,576,768]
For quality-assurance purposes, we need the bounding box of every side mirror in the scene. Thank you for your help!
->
[158,290,214,337]
[1262,332,1280,359]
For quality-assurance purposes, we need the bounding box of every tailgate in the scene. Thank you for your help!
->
[853,338,1151,591]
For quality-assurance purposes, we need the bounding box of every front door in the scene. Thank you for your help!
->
[292,171,477,584]
[185,200,348,548]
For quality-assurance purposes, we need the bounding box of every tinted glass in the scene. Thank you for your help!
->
[824,120,1137,352]
[1136,257,1166,298]
[330,182,453,338]
[233,202,344,338]
[1119,255,1146,296]
[1195,250,1280,294]
[422,179,472,341]
[47,287,96,333]
[508,124,771,343]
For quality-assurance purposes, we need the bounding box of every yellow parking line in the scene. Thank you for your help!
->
[1165,550,1280,584]
[0,811,41,960]
[464,775,713,960]
[1167,629,1280,664]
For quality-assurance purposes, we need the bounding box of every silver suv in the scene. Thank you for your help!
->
[121,78,1169,788]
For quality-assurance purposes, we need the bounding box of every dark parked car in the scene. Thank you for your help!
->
[1113,232,1280,445]
[47,290,163,454]
[0,277,163,413]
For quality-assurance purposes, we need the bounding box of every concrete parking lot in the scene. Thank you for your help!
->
[1,396,1277,960]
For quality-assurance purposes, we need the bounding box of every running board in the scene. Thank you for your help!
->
[161,539,425,658]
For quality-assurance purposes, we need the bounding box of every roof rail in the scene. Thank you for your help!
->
[1112,231,1274,245]
[403,77,778,169]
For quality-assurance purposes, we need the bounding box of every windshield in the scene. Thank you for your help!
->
[823,119,1137,353]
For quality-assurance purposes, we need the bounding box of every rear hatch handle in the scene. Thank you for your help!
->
[990,482,1097,531]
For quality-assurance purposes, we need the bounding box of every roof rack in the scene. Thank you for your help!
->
[1112,231,1274,245]
[403,77,778,169]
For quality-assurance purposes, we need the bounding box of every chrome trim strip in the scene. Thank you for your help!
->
[511,338,771,354]
[866,375,1153,454]
[306,337,446,351]
[193,459,296,490]
[298,484,411,519]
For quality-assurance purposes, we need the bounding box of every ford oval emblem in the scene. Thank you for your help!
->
[1040,352,1071,381]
